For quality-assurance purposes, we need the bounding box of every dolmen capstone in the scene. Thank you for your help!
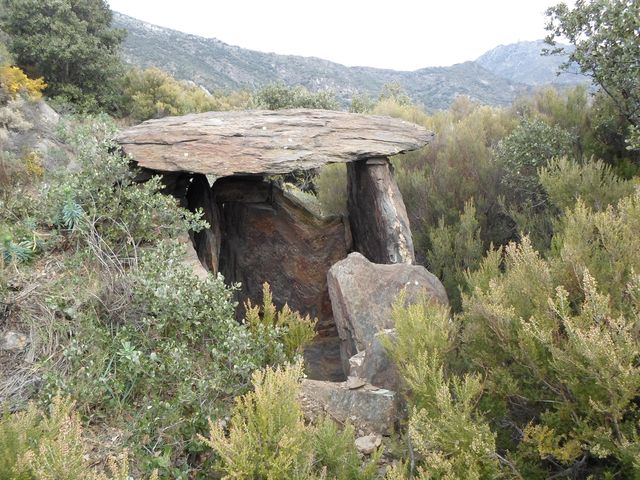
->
[116,108,447,440]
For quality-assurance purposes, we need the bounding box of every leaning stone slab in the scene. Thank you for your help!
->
[299,379,399,435]
[327,252,448,381]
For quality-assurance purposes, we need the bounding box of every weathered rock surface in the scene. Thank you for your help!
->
[303,337,344,382]
[348,158,415,264]
[218,179,350,380]
[178,234,209,280]
[187,174,221,274]
[116,109,434,176]
[327,252,448,382]
[350,329,400,393]
[300,379,399,435]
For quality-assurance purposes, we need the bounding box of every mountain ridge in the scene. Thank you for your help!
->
[113,12,586,111]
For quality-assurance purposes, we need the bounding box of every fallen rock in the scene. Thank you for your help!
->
[350,330,400,392]
[327,252,448,382]
[299,379,399,435]
[346,375,367,390]
[1,331,28,351]
[355,433,382,455]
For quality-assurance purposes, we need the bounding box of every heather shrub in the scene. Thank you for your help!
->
[539,156,636,212]
[384,187,640,478]
[201,362,381,479]
[394,100,515,261]
[315,162,347,215]
[0,396,154,480]
[426,199,483,311]
[382,296,501,479]
[244,282,317,363]
[122,67,251,122]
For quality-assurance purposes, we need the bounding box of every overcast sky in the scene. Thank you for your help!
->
[107,0,567,71]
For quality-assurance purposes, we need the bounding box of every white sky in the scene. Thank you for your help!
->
[107,0,565,71]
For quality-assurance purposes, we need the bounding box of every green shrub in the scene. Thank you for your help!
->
[382,296,500,479]
[539,156,636,212]
[394,101,515,259]
[426,199,483,311]
[0,396,153,480]
[315,163,347,216]
[460,193,640,477]
[384,187,640,478]
[551,189,640,313]
[253,82,339,110]
[201,362,381,479]
[201,362,313,479]
[495,117,575,250]
[496,117,574,207]
[0,113,319,477]
[244,282,317,363]
[122,67,251,122]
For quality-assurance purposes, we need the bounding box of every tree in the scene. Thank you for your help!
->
[0,0,126,112]
[253,82,338,110]
[545,0,640,143]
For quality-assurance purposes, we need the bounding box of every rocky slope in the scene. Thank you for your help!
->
[476,40,587,86]
[113,12,529,111]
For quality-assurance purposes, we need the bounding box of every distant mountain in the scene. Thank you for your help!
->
[476,40,588,86]
[113,13,581,111]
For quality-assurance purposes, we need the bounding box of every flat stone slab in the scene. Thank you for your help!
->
[299,379,400,435]
[116,109,434,177]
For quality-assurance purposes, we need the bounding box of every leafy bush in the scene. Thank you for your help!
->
[244,282,317,363]
[496,117,574,207]
[0,0,126,112]
[253,82,339,110]
[0,112,323,477]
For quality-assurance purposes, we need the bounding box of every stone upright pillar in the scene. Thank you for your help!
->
[347,157,415,264]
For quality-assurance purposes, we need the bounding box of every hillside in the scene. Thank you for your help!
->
[113,12,528,111]
[476,40,587,86]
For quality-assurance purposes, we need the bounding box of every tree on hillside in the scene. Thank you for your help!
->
[253,82,338,110]
[545,0,640,148]
[0,0,126,112]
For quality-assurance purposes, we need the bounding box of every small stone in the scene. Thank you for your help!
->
[349,351,366,373]
[1,331,28,351]
[346,376,367,390]
[355,434,382,455]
